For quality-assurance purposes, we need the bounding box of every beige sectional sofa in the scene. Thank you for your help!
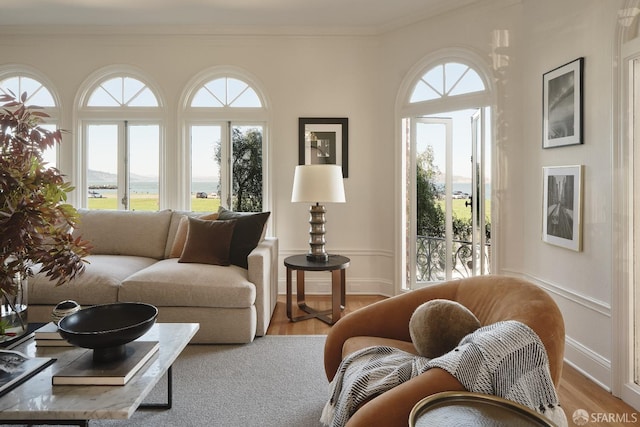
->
[28,208,278,344]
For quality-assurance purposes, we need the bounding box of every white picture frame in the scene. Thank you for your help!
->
[542,165,583,251]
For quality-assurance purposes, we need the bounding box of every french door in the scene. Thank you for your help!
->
[407,107,491,289]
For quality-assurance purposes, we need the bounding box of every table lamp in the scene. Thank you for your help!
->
[291,164,345,262]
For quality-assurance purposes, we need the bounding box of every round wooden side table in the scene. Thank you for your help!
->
[284,254,350,325]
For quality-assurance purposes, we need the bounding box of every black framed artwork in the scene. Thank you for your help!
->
[298,117,348,178]
[542,57,584,148]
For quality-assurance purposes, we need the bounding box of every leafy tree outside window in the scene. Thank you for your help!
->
[216,127,263,212]
[416,147,444,238]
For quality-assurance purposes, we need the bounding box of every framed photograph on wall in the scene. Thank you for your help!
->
[542,165,583,251]
[298,117,348,178]
[542,57,584,148]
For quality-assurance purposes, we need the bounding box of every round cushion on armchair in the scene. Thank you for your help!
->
[409,299,481,358]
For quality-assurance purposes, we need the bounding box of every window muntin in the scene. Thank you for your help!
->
[87,77,158,107]
[410,62,486,103]
[191,77,261,108]
[0,76,56,107]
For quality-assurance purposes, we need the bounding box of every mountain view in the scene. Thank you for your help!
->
[88,169,157,183]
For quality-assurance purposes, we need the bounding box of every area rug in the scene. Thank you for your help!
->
[93,335,328,427]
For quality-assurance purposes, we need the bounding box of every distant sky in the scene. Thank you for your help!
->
[416,108,492,182]
[86,123,219,180]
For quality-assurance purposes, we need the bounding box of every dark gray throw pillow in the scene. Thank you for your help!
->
[218,207,270,269]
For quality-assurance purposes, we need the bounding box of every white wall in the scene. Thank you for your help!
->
[0,0,630,397]
[515,0,621,390]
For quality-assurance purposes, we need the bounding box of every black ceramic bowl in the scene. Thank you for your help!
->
[58,302,158,362]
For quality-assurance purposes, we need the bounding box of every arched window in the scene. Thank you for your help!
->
[410,62,486,103]
[398,56,493,291]
[87,76,158,107]
[191,77,261,108]
[0,71,59,168]
[182,69,268,213]
[78,71,163,211]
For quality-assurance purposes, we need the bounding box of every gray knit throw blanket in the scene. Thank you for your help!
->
[320,320,567,427]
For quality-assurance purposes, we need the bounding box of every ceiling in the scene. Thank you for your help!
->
[0,0,478,35]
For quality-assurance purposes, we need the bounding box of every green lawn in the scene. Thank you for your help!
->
[439,199,491,221]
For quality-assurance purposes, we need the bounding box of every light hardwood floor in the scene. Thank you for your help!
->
[267,294,639,426]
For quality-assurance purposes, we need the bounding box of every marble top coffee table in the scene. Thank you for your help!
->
[0,322,199,426]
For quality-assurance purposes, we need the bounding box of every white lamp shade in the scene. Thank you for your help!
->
[291,164,346,203]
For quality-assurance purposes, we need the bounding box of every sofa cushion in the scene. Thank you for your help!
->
[29,255,158,305]
[217,207,270,269]
[169,212,219,258]
[119,258,256,308]
[73,209,173,259]
[165,210,192,258]
[179,217,236,265]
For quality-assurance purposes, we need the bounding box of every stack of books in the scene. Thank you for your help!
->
[33,323,160,386]
[34,322,73,347]
[52,341,159,385]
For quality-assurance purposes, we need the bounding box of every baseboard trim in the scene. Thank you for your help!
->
[620,383,640,412]
[564,335,612,392]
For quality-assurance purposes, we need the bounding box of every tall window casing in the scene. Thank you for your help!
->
[182,71,268,213]
[398,56,494,291]
[77,72,164,210]
[0,71,60,168]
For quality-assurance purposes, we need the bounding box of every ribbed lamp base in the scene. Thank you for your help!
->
[307,203,329,262]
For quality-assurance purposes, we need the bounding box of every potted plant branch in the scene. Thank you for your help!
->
[0,91,90,340]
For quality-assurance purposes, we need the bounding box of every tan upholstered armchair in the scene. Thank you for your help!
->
[324,275,565,427]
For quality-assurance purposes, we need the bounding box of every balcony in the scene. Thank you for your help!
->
[415,235,491,282]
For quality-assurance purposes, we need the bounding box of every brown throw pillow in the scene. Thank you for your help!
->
[170,212,219,258]
[178,217,236,266]
[218,207,270,269]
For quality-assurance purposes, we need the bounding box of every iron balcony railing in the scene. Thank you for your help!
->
[416,235,491,282]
